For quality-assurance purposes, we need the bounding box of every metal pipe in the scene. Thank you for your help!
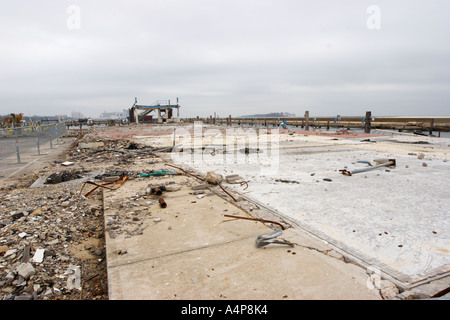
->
[159,198,167,208]
[340,160,395,176]
[151,186,166,195]
[255,229,294,248]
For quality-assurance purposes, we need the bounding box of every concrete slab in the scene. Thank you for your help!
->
[104,179,271,269]
[106,234,378,300]
[102,171,380,300]
[128,124,450,290]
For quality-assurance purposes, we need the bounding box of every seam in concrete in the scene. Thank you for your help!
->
[107,234,261,270]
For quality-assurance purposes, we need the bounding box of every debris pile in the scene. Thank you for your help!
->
[0,134,156,300]
[45,170,83,185]
[0,185,108,300]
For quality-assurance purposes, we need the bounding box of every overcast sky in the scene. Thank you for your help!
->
[0,0,449,118]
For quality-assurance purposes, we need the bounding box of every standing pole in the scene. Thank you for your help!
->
[172,128,176,147]
[36,127,40,155]
[305,111,310,131]
[364,111,372,133]
[15,128,20,164]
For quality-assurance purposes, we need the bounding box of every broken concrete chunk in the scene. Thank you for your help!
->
[17,262,36,279]
[21,245,31,263]
[206,171,223,185]
[373,158,393,165]
[380,280,400,300]
[192,183,210,190]
[14,294,33,300]
[61,201,70,207]
[5,249,17,258]
[225,174,244,184]
[165,184,181,192]
[78,142,104,149]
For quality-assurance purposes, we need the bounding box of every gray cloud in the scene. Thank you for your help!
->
[1,0,449,118]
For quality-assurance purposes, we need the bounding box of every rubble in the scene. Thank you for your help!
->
[45,170,83,184]
[0,135,137,299]
[225,174,244,184]
[205,171,223,185]
[191,183,210,190]
[0,182,108,300]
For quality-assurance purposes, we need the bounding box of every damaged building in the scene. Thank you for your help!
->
[129,98,180,124]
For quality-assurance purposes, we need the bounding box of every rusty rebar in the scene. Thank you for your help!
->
[223,214,285,230]
[218,183,237,202]
[165,163,206,181]
[80,175,129,197]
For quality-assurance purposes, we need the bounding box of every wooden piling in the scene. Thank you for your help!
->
[305,111,310,131]
[364,111,372,133]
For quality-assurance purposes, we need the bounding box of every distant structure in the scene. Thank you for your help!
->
[129,98,180,123]
[239,112,296,118]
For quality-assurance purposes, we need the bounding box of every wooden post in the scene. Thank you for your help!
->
[429,119,434,136]
[364,111,371,133]
[305,111,309,131]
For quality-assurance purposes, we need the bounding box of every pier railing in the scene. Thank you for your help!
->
[184,115,450,135]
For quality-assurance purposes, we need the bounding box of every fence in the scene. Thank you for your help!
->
[0,122,67,163]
